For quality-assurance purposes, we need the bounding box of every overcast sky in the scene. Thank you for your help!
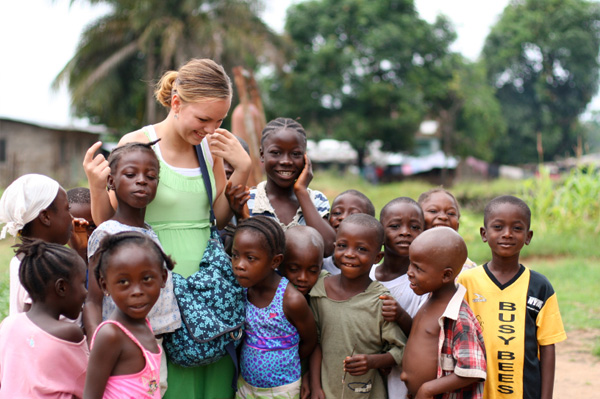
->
[3,0,592,128]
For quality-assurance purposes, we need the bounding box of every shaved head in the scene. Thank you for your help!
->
[410,226,467,274]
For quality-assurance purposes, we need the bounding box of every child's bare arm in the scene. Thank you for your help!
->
[224,181,250,221]
[83,325,122,399]
[344,352,396,376]
[294,154,336,256]
[82,254,103,342]
[309,345,325,399]
[415,374,481,399]
[540,344,556,399]
[283,285,318,359]
[380,294,413,336]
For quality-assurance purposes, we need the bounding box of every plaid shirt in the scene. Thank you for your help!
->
[436,284,487,399]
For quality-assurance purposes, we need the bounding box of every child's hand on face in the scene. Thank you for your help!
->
[343,354,370,376]
[69,218,90,252]
[294,154,313,193]
[379,294,405,323]
[225,181,250,220]
[208,129,252,171]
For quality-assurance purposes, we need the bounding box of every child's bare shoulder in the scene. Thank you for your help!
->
[47,320,85,344]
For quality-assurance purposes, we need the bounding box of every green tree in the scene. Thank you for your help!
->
[54,0,283,131]
[482,0,600,164]
[266,0,455,167]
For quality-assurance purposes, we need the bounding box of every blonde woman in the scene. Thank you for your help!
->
[84,58,251,399]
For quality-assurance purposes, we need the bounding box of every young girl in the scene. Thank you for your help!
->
[85,142,180,395]
[0,173,80,315]
[0,240,88,398]
[231,216,317,398]
[418,188,478,272]
[246,118,335,256]
[371,197,426,399]
[84,232,173,399]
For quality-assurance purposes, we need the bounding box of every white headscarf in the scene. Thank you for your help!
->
[0,174,60,239]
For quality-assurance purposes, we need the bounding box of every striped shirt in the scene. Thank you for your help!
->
[247,181,330,231]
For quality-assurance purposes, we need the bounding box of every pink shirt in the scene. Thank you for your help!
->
[0,313,89,398]
[91,320,161,399]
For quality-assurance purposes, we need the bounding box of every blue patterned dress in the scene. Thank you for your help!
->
[240,277,301,388]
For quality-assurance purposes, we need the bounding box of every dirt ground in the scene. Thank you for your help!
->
[554,329,600,398]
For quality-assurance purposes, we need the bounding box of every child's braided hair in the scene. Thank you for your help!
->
[235,215,286,257]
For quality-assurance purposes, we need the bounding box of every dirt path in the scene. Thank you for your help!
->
[554,329,600,398]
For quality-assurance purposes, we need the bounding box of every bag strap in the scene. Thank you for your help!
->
[195,144,217,234]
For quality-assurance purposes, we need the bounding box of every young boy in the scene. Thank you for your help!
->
[323,189,375,275]
[458,196,566,399]
[280,225,324,399]
[309,214,406,398]
[402,227,486,399]
[372,197,426,398]
[280,225,324,296]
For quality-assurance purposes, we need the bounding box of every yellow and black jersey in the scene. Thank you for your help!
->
[458,264,566,399]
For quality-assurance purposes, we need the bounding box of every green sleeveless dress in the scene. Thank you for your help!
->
[144,128,235,399]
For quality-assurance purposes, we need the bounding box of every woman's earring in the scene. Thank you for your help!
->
[174,113,179,120]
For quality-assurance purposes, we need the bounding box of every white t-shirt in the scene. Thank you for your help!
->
[369,264,427,399]
[9,255,31,315]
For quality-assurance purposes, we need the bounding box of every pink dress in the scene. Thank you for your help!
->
[0,313,88,398]
[91,320,161,399]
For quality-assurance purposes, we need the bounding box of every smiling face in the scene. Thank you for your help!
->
[420,191,460,231]
[281,241,322,295]
[334,222,383,281]
[481,202,532,259]
[381,202,424,257]
[108,149,159,211]
[174,98,231,146]
[329,194,371,231]
[231,229,282,288]
[100,244,166,321]
[407,241,446,296]
[260,128,306,189]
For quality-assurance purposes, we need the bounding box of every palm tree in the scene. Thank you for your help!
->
[54,0,284,131]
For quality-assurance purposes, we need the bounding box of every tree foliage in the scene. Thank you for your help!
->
[55,0,283,131]
[483,0,600,164]
[266,0,456,165]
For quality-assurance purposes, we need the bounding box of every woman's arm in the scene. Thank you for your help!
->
[540,344,556,399]
[207,129,251,229]
[294,155,336,256]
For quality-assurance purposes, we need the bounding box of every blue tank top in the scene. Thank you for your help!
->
[240,277,301,387]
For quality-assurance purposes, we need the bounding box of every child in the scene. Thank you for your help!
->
[279,225,324,399]
[85,142,180,396]
[68,187,96,260]
[0,174,75,315]
[280,225,324,296]
[401,227,486,399]
[0,240,89,397]
[309,214,406,399]
[458,196,566,399]
[418,188,478,272]
[246,118,335,256]
[323,189,375,275]
[84,232,172,399]
[231,216,318,398]
[371,197,426,398]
